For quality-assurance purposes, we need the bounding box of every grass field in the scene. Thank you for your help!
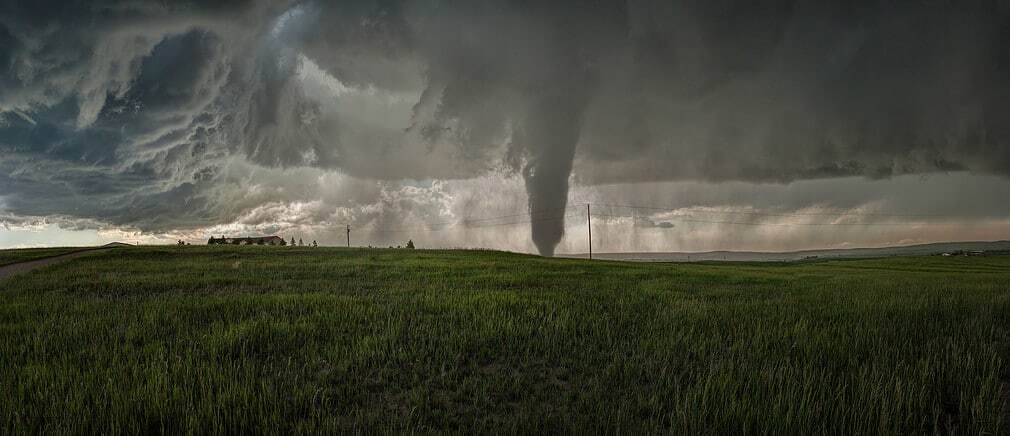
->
[0,247,86,266]
[1,246,1008,433]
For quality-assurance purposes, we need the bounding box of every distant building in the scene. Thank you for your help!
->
[208,236,286,246]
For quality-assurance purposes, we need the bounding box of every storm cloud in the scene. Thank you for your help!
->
[1,0,1009,254]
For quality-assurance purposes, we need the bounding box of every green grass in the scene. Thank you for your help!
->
[0,247,87,266]
[1,246,1008,433]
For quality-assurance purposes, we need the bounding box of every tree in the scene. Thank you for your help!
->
[406,239,415,249]
[312,240,318,247]
[280,238,287,246]
[290,237,296,246]
[298,238,303,246]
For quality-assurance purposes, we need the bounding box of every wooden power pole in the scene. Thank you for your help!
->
[346,224,350,247]
[587,203,592,260]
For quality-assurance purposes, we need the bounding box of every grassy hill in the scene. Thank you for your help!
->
[1,246,1008,433]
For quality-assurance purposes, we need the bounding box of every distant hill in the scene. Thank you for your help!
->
[563,241,1010,262]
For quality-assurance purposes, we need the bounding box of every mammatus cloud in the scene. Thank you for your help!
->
[1,1,1009,254]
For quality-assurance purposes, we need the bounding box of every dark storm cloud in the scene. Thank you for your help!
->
[1,0,1008,254]
[576,1,1010,184]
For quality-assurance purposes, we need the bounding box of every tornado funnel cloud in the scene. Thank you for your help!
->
[517,90,586,257]
[525,155,574,257]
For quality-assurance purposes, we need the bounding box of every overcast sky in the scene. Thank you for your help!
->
[1,1,1008,253]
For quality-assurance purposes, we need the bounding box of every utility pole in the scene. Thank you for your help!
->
[346,224,350,248]
[587,203,592,260]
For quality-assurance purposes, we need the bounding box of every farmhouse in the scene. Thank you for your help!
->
[208,236,286,246]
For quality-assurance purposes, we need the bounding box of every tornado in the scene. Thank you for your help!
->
[516,85,588,257]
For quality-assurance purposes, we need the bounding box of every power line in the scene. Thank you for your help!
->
[590,213,949,227]
[593,202,958,219]
[362,212,581,233]
[460,205,582,223]
[341,200,961,244]
[467,213,582,228]
[349,206,582,235]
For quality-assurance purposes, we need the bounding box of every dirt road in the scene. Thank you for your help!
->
[0,248,111,280]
